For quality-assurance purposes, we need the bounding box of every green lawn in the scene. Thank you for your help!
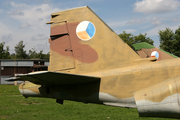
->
[0,85,176,120]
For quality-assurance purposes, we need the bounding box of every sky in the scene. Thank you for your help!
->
[0,0,180,53]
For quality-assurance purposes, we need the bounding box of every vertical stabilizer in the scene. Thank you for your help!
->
[133,42,178,61]
[47,6,140,74]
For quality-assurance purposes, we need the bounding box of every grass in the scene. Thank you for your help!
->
[0,85,177,120]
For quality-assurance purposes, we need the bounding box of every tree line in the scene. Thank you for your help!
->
[0,41,49,59]
[1,26,180,59]
[119,26,180,57]
[118,32,154,50]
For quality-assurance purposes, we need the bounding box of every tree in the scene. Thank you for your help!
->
[118,31,134,49]
[159,28,175,54]
[173,27,180,56]
[10,53,16,59]
[29,48,49,60]
[37,50,45,59]
[119,31,154,50]
[0,42,11,59]
[134,33,154,45]
[14,41,28,59]
[29,48,38,59]
[44,52,49,60]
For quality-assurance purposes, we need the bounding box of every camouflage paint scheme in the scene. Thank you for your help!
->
[133,42,178,61]
[9,6,180,119]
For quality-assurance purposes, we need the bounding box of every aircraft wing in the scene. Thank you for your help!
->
[6,71,100,86]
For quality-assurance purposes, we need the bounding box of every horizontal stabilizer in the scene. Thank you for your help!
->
[6,71,100,85]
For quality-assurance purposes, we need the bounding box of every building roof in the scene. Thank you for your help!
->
[0,59,49,62]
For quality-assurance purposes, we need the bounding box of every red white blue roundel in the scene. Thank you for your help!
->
[151,51,159,59]
[76,21,96,41]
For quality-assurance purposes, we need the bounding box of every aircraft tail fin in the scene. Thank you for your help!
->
[47,6,141,74]
[133,42,178,61]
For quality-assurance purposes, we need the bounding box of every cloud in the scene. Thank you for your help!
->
[31,34,49,41]
[146,24,180,37]
[151,17,161,26]
[36,8,43,13]
[127,17,146,24]
[124,29,137,33]
[107,21,127,27]
[1,2,63,53]
[0,9,4,14]
[172,16,180,22]
[146,26,164,36]
[35,43,49,53]
[10,2,26,8]
[1,1,111,54]
[0,21,11,37]
[19,23,32,29]
[2,34,13,43]
[38,18,44,21]
[8,10,24,16]
[8,2,62,30]
[134,0,180,14]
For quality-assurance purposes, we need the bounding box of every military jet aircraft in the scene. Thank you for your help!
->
[8,6,180,119]
[133,42,178,61]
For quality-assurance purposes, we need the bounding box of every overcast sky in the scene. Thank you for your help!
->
[0,0,180,53]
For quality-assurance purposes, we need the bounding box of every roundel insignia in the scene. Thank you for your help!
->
[151,51,159,59]
[76,21,96,41]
